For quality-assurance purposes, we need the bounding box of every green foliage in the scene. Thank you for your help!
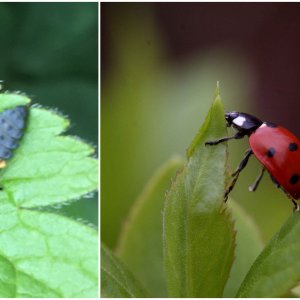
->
[0,93,31,110]
[224,201,264,297]
[103,86,300,298]
[101,6,252,249]
[101,244,148,298]
[117,156,184,297]
[163,89,235,297]
[0,3,98,225]
[237,211,300,297]
[1,107,97,207]
[0,3,97,142]
[0,94,98,297]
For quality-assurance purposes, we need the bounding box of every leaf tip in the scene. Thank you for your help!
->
[214,81,222,106]
[215,80,220,94]
[186,85,225,158]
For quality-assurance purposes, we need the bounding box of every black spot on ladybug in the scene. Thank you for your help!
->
[265,122,277,128]
[266,147,276,157]
[289,143,298,151]
[290,174,300,185]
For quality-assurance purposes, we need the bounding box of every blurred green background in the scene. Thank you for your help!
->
[0,3,98,225]
[102,3,298,249]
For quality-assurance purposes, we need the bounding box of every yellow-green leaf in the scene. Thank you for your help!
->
[0,93,98,297]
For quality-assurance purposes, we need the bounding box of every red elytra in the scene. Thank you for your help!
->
[249,124,300,200]
[205,111,300,211]
[249,124,300,199]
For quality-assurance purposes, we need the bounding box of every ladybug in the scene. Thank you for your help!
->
[0,105,29,169]
[205,111,300,211]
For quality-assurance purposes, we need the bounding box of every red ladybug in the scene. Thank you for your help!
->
[205,112,300,211]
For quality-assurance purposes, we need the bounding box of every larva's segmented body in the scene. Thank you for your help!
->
[0,105,29,165]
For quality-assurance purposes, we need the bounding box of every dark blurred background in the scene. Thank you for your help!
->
[0,3,98,225]
[102,3,300,248]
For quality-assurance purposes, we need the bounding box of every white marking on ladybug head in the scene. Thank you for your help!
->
[260,123,267,128]
[233,116,246,126]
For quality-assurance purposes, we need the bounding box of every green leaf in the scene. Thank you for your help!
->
[237,211,300,297]
[0,93,31,110]
[117,155,185,297]
[0,94,98,297]
[163,88,236,297]
[1,106,97,207]
[223,200,264,297]
[101,243,148,298]
[0,201,98,297]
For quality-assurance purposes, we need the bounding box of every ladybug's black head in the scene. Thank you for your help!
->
[225,111,263,134]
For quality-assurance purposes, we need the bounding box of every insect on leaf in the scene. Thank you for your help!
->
[163,87,236,297]
[0,93,98,297]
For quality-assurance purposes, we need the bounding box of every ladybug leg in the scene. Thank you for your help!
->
[224,176,239,202]
[280,189,299,212]
[285,193,299,212]
[224,149,253,202]
[249,166,266,192]
[292,199,299,212]
[231,149,253,177]
[205,132,245,146]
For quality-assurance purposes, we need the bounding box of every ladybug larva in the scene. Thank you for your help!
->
[0,105,29,168]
